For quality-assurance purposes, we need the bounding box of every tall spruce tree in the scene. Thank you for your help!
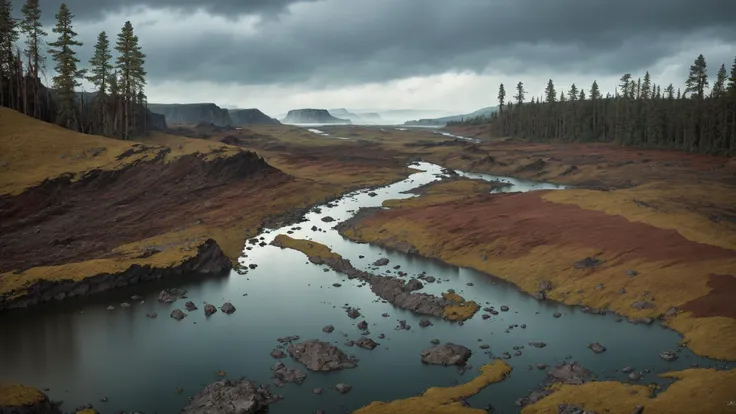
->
[685,54,708,99]
[497,83,506,112]
[87,31,112,134]
[712,64,727,98]
[641,71,652,99]
[514,81,525,105]
[727,56,736,96]
[20,0,46,117]
[115,20,146,139]
[48,3,85,130]
[590,80,601,100]
[545,79,556,103]
[0,0,19,108]
[568,83,578,101]
[619,74,632,98]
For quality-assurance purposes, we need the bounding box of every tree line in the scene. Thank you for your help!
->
[0,0,147,139]
[449,54,736,156]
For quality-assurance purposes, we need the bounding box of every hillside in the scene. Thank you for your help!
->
[0,108,339,309]
[404,106,497,126]
[229,108,281,125]
[148,103,232,126]
[281,108,351,124]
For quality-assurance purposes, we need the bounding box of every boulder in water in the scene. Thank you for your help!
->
[420,343,471,366]
[287,340,357,371]
[181,379,281,414]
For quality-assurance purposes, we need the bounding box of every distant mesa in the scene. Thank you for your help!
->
[404,106,497,126]
[148,103,280,126]
[282,109,351,124]
[357,112,381,120]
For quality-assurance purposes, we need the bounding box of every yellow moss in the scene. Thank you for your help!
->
[0,383,45,406]
[272,234,342,260]
[383,178,497,209]
[76,410,98,414]
[353,360,512,414]
[543,182,736,250]
[441,292,481,321]
[523,368,736,414]
[138,131,241,161]
[340,207,736,360]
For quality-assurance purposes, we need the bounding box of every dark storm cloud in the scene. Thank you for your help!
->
[10,0,317,23]
[23,0,736,86]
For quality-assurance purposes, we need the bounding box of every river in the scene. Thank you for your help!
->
[0,162,726,414]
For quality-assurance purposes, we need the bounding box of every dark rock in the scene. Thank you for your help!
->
[272,362,307,384]
[322,325,335,333]
[346,307,361,319]
[158,288,188,303]
[335,383,352,394]
[221,302,236,314]
[588,342,607,353]
[321,216,335,223]
[344,340,355,347]
[558,404,598,414]
[146,312,157,318]
[373,258,390,266]
[405,279,423,291]
[332,283,341,287]
[479,344,490,350]
[430,339,440,345]
[421,343,472,366]
[181,379,281,414]
[574,257,604,269]
[537,363,547,370]
[419,319,433,328]
[378,334,385,339]
[270,349,287,359]
[357,320,368,330]
[529,342,547,348]
[481,314,491,320]
[425,276,436,283]
[500,306,509,312]
[204,304,217,316]
[313,388,324,394]
[626,270,639,277]
[287,340,358,371]
[659,350,678,361]
[631,301,655,310]
[355,337,379,350]
[170,309,187,320]
[553,312,562,318]
[120,302,131,308]
[185,301,198,311]
[621,366,634,373]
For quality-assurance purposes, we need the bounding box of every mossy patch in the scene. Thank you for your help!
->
[442,292,480,321]
[0,383,45,406]
[523,368,736,414]
[353,360,512,414]
[272,234,342,260]
[383,178,498,209]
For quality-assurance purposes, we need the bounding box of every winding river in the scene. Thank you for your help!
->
[0,162,727,413]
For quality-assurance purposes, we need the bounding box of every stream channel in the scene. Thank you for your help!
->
[0,162,727,414]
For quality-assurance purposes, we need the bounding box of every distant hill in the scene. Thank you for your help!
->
[282,109,351,124]
[356,112,381,120]
[229,109,281,125]
[404,106,497,126]
[328,108,362,121]
[148,103,231,126]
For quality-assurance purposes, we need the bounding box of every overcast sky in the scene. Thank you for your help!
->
[11,0,736,116]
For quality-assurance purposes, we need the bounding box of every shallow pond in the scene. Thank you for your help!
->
[0,162,727,414]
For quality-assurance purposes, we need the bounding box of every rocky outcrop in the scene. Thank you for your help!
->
[148,103,232,126]
[0,384,62,414]
[0,239,231,311]
[420,343,472,366]
[286,340,357,371]
[516,361,593,407]
[181,379,281,414]
[229,109,281,126]
[281,109,351,124]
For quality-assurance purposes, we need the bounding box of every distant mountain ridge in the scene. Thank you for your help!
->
[404,106,497,126]
[282,109,351,124]
[148,103,279,126]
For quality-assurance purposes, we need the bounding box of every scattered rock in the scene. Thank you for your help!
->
[626,270,639,277]
[221,302,236,314]
[321,216,335,223]
[332,283,342,287]
[537,363,547,370]
[158,288,187,303]
[185,301,198,311]
[621,366,634,373]
[631,301,655,310]
[529,342,547,348]
[146,312,158,318]
[287,340,358,371]
[335,383,352,394]
[344,340,355,347]
[170,309,187,320]
[373,258,390,266]
[479,344,490,350]
[346,307,361,319]
[659,350,678,361]
[500,305,509,312]
[574,257,604,269]
[204,304,217,317]
[120,302,131,308]
[272,362,307,384]
[106,306,115,311]
[355,337,379,350]
[588,342,607,353]
[421,343,472,366]
[405,279,423,291]
[419,319,433,328]
[553,312,562,318]
[270,349,287,359]
[357,320,368,330]
[181,379,281,414]
[322,325,335,333]
[430,339,440,345]
[313,388,324,395]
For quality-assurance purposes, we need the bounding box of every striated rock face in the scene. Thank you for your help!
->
[229,109,280,126]
[148,103,232,126]
[287,340,357,372]
[0,384,61,414]
[281,109,351,124]
[420,343,472,366]
[181,379,281,414]
[0,239,231,311]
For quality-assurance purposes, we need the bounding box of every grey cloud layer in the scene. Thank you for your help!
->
[17,0,736,87]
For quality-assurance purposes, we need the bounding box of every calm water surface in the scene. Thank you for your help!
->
[0,162,726,414]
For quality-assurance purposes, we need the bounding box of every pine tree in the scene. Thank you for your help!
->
[545,79,556,103]
[87,31,113,134]
[497,83,506,112]
[0,0,19,108]
[619,74,632,99]
[636,77,642,99]
[559,90,566,102]
[514,81,525,105]
[20,0,46,117]
[641,71,652,99]
[590,80,601,100]
[726,56,736,96]
[568,83,578,101]
[115,21,146,139]
[685,54,708,99]
[579,89,586,100]
[711,64,727,98]
[48,3,85,130]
